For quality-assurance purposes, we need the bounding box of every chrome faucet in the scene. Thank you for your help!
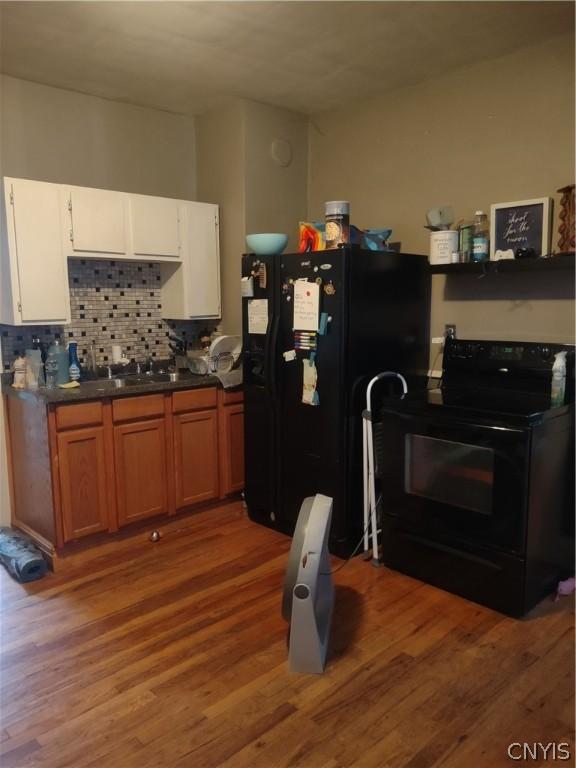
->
[134,356,155,376]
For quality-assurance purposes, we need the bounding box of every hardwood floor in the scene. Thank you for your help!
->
[0,501,573,768]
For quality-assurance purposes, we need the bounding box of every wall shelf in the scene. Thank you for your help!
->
[429,253,574,275]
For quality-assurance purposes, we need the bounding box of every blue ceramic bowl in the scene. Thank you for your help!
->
[362,228,393,251]
[246,233,289,255]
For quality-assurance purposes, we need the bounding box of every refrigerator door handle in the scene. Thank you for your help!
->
[265,314,280,398]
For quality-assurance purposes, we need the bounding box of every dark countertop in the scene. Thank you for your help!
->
[1,372,222,404]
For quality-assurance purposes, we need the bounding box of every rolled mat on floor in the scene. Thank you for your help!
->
[0,527,48,583]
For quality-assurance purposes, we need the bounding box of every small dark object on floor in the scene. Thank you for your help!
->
[0,527,48,583]
[149,530,161,542]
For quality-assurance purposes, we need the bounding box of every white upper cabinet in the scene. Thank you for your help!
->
[185,202,220,318]
[1,178,71,325]
[0,177,220,327]
[66,186,128,255]
[128,194,181,258]
[160,202,220,320]
[63,188,182,261]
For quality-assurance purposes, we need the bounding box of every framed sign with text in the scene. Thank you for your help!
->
[490,197,552,260]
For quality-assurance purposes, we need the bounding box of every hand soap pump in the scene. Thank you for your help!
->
[68,341,81,382]
[551,351,567,407]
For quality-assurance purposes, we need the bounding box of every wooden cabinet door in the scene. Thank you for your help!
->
[68,186,128,255]
[57,426,110,541]
[173,410,219,509]
[219,403,245,497]
[4,178,71,324]
[185,202,220,318]
[114,419,168,525]
[129,194,181,258]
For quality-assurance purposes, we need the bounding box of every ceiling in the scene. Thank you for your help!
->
[0,1,572,116]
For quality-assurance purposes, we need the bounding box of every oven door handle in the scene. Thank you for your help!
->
[389,411,526,437]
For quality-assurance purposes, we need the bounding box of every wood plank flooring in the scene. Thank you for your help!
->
[0,501,573,768]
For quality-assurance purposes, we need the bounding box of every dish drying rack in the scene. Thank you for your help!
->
[179,351,242,375]
[174,334,243,376]
[196,351,242,373]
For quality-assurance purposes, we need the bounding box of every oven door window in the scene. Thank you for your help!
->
[405,434,494,516]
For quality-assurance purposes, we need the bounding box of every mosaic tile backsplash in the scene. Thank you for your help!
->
[1,259,219,371]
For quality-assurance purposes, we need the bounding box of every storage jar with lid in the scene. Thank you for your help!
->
[325,201,350,248]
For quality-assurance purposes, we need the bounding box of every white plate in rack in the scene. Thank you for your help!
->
[208,335,242,373]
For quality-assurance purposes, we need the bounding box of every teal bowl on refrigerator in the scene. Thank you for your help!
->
[246,233,289,255]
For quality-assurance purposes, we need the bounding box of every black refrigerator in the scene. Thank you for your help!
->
[242,245,430,558]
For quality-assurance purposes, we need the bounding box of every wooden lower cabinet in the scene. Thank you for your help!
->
[114,418,169,526]
[5,386,244,556]
[57,426,110,541]
[219,403,245,496]
[173,409,219,509]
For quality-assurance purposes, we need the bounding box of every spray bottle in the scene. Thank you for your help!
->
[551,351,567,407]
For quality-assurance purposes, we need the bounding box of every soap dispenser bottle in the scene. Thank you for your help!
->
[551,351,567,407]
[68,341,81,382]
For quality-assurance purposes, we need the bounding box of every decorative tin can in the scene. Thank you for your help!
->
[325,201,350,248]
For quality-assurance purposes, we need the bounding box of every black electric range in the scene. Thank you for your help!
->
[377,339,575,617]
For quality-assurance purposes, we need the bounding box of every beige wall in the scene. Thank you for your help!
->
[244,100,308,254]
[308,33,575,370]
[0,75,197,526]
[196,100,246,335]
[197,99,308,334]
[1,75,196,198]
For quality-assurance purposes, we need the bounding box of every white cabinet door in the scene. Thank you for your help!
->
[68,187,128,255]
[129,195,181,258]
[3,179,70,324]
[185,202,220,318]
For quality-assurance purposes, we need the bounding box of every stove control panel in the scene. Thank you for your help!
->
[444,339,574,371]
[446,341,483,359]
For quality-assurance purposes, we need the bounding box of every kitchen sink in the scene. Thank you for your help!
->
[78,378,128,392]
[119,372,190,385]
[89,371,195,390]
